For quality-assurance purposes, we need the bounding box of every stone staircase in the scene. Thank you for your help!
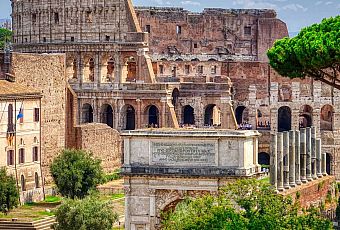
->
[0,216,55,230]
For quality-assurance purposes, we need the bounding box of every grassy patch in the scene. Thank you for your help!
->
[111,193,124,200]
[44,195,62,203]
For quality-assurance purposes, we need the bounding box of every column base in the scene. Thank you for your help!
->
[295,180,302,185]
[278,186,285,192]
[307,176,313,181]
[301,177,307,183]
[284,184,290,190]
[289,183,296,187]
[317,173,323,178]
[312,175,318,180]
[323,173,328,176]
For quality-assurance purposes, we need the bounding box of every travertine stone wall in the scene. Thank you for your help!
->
[10,53,67,181]
[74,123,122,173]
[136,7,288,62]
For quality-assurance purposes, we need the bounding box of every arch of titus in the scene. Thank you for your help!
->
[122,129,261,230]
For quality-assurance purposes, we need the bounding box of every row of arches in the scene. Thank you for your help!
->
[81,103,222,130]
[235,104,335,132]
[20,172,40,192]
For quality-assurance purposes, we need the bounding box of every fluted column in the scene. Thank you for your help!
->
[277,133,284,191]
[295,130,302,185]
[300,128,307,183]
[270,133,277,190]
[316,139,323,178]
[322,153,327,176]
[283,131,290,189]
[306,127,313,181]
[311,127,317,179]
[289,130,296,187]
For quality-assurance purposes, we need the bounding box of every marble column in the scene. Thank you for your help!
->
[306,127,313,181]
[300,128,307,183]
[311,127,317,179]
[295,130,302,185]
[322,153,327,176]
[289,130,296,187]
[283,131,290,189]
[316,139,323,178]
[270,133,277,190]
[277,133,284,191]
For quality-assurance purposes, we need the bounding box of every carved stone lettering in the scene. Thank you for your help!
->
[151,141,216,165]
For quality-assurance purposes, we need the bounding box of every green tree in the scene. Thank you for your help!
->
[162,179,332,230]
[0,167,19,214]
[50,149,104,199]
[0,28,12,49]
[267,16,340,89]
[53,195,118,230]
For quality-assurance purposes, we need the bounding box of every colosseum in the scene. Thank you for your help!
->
[9,0,340,179]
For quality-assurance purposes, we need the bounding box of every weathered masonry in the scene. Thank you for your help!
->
[122,129,261,230]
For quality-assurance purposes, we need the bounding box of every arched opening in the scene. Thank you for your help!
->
[83,58,95,82]
[21,175,26,191]
[147,105,159,127]
[320,105,334,131]
[183,105,195,125]
[101,104,114,128]
[326,153,331,175]
[258,152,270,166]
[235,106,248,125]
[278,106,291,132]
[172,88,180,107]
[127,57,136,81]
[107,57,115,81]
[299,105,313,128]
[204,104,221,126]
[82,103,93,123]
[126,105,136,130]
[35,172,40,188]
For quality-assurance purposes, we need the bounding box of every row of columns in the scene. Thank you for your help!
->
[270,127,327,192]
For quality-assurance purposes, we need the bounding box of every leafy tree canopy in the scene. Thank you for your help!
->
[50,149,104,199]
[53,195,118,230]
[0,28,12,50]
[267,16,340,89]
[0,167,19,214]
[162,179,332,230]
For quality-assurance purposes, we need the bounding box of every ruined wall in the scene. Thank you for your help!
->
[10,53,67,181]
[136,7,288,61]
[74,123,122,173]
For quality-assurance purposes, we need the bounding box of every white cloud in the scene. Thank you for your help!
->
[282,3,307,12]
[315,1,323,5]
[232,0,277,9]
[181,1,201,6]
[325,1,333,5]
[151,0,170,5]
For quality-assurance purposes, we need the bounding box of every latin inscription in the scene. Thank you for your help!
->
[151,142,215,165]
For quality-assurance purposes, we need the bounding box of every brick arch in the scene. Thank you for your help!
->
[299,104,313,128]
[204,104,221,126]
[120,104,136,130]
[143,104,161,128]
[320,104,334,131]
[81,103,93,124]
[100,103,114,128]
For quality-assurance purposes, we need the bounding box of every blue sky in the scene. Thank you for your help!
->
[0,0,339,32]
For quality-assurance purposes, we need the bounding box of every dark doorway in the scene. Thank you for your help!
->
[278,106,291,132]
[326,153,331,175]
[148,105,159,127]
[299,105,313,128]
[101,104,114,128]
[258,152,270,166]
[235,106,246,124]
[183,105,195,125]
[126,105,135,130]
[204,104,221,126]
[172,88,179,107]
[82,104,93,123]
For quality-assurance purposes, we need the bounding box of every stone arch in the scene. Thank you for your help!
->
[66,58,77,80]
[122,105,136,130]
[204,104,221,126]
[326,153,332,175]
[145,105,160,127]
[106,57,115,81]
[320,105,334,131]
[125,56,137,82]
[101,104,114,128]
[183,105,195,125]
[191,58,200,62]
[82,103,93,123]
[235,106,248,125]
[278,106,291,132]
[299,105,313,128]
[172,88,180,107]
[84,57,95,82]
[175,58,183,61]
[258,152,270,166]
